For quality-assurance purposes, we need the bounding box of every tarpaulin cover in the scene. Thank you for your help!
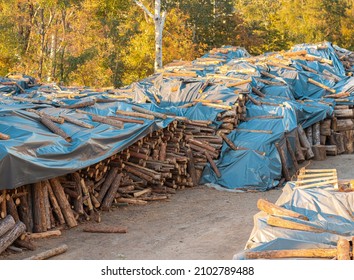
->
[0,42,353,191]
[201,95,333,191]
[0,99,222,189]
[233,182,354,259]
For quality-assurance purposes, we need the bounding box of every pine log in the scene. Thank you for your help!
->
[336,119,354,132]
[245,248,337,259]
[14,236,37,251]
[40,116,72,142]
[61,115,94,129]
[320,119,331,136]
[47,182,65,225]
[132,105,167,119]
[186,149,198,186]
[101,173,123,211]
[285,136,299,171]
[18,191,32,231]
[267,216,325,233]
[344,130,354,153]
[25,244,68,260]
[334,109,354,119]
[220,132,237,150]
[0,221,26,254]
[0,215,15,237]
[91,115,124,129]
[312,145,327,161]
[72,173,84,215]
[159,142,167,161]
[331,132,345,154]
[337,238,350,260]
[204,151,221,178]
[297,125,314,159]
[26,185,34,232]
[49,178,78,228]
[97,167,119,203]
[257,199,308,221]
[1,190,6,219]
[325,145,338,156]
[81,179,93,214]
[83,224,128,233]
[116,110,154,120]
[29,230,61,239]
[63,100,96,109]
[294,130,305,162]
[320,135,327,145]
[32,182,47,233]
[0,132,10,140]
[6,195,19,222]
[42,182,52,230]
[312,123,321,146]
[275,143,291,181]
[306,126,313,146]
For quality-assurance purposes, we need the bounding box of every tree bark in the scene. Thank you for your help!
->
[49,178,77,228]
[0,221,26,255]
[0,215,16,237]
[25,244,68,260]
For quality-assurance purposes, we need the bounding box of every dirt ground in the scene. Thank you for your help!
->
[1,154,353,260]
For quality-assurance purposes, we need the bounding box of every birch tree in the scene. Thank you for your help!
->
[133,0,166,71]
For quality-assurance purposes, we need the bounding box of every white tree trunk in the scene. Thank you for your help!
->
[134,0,166,72]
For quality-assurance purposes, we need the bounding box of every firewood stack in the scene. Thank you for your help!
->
[334,47,354,73]
[0,117,223,239]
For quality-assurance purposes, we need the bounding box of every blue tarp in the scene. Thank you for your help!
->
[0,42,353,191]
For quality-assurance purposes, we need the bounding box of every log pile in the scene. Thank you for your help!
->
[334,47,354,73]
[0,117,222,250]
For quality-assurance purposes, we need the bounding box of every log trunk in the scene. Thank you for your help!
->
[275,143,291,181]
[72,173,84,215]
[41,116,72,142]
[47,182,65,225]
[297,125,314,159]
[0,215,16,237]
[0,221,26,254]
[101,173,123,211]
[1,190,6,219]
[186,149,198,186]
[294,130,305,162]
[306,126,313,146]
[6,195,19,222]
[29,230,61,239]
[334,109,354,118]
[204,151,221,178]
[335,119,354,132]
[25,244,68,260]
[132,105,167,119]
[337,238,350,260]
[18,191,32,231]
[97,167,119,203]
[257,199,308,220]
[325,145,338,156]
[344,130,354,153]
[285,136,299,171]
[49,178,78,228]
[267,216,325,233]
[82,224,128,233]
[320,119,331,136]
[312,145,327,161]
[32,182,47,233]
[312,123,321,146]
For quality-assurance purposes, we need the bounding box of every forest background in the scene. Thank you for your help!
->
[0,0,353,87]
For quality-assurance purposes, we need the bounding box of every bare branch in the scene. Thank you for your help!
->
[133,0,154,19]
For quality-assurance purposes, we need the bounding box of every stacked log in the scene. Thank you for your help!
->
[215,95,247,134]
[0,118,223,243]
